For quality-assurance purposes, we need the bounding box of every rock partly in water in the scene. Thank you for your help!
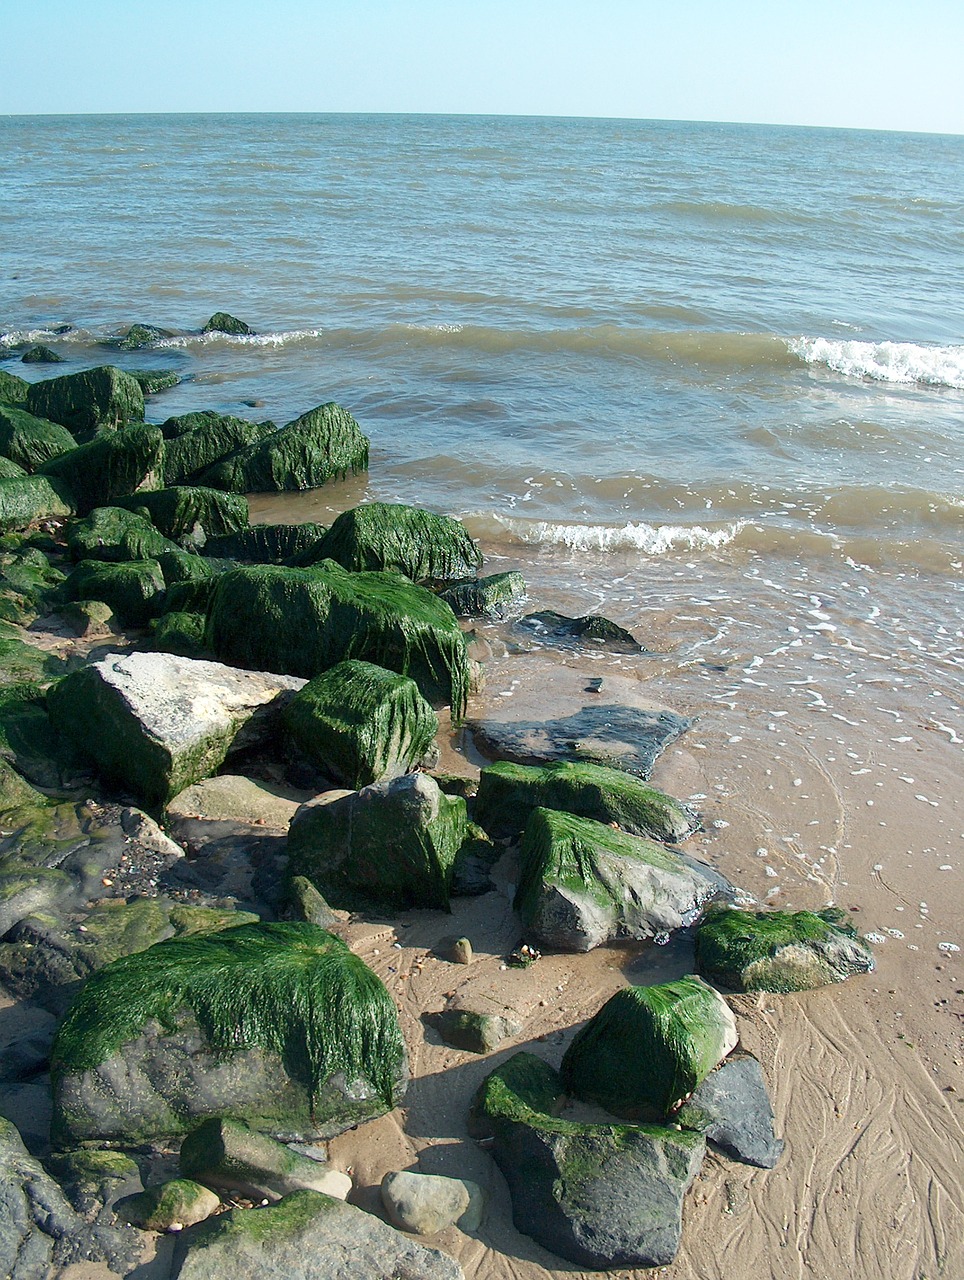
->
[381,1170,485,1235]
[561,977,738,1122]
[695,905,876,992]
[438,571,526,618]
[469,1052,705,1270]
[676,1050,785,1169]
[202,311,254,336]
[129,368,182,395]
[179,1116,339,1202]
[515,807,729,952]
[316,502,481,582]
[20,345,64,364]
[109,322,174,350]
[51,921,408,1144]
[26,365,145,438]
[516,609,643,651]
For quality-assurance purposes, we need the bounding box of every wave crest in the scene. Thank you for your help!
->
[788,336,964,389]
[480,513,747,554]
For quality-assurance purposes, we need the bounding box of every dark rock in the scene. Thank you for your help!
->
[438,571,526,618]
[676,1051,785,1168]
[129,368,182,395]
[146,610,209,658]
[65,505,182,563]
[286,876,340,929]
[20,345,64,364]
[39,421,165,514]
[517,609,642,652]
[26,365,144,438]
[0,369,30,406]
[60,557,166,625]
[109,322,174,350]
[161,411,276,484]
[203,521,329,564]
[202,312,254,336]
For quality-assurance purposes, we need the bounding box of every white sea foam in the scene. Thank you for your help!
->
[155,328,325,349]
[488,514,747,554]
[788,336,964,389]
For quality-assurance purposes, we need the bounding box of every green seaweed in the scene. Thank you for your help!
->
[0,474,74,531]
[203,522,330,564]
[439,570,527,617]
[51,921,405,1110]
[162,412,276,484]
[317,501,481,582]
[60,557,166,625]
[146,610,209,657]
[0,369,30,406]
[129,369,181,395]
[66,506,182,563]
[26,365,145,437]
[40,423,165,515]
[0,404,78,472]
[114,486,249,548]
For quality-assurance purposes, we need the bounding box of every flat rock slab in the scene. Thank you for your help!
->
[677,1051,785,1169]
[166,774,311,830]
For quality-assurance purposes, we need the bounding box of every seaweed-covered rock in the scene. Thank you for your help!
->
[515,808,728,952]
[287,772,467,912]
[0,455,26,480]
[162,412,275,485]
[561,977,738,1122]
[39,422,165,514]
[0,404,78,472]
[204,521,329,563]
[20,344,63,364]
[317,502,481,582]
[60,558,166,625]
[676,1050,784,1169]
[438,571,526,618]
[180,1117,337,1202]
[109,322,174,350]
[517,610,641,652]
[129,368,181,395]
[0,368,30,406]
[116,1179,220,1232]
[695,905,876,992]
[0,474,74,531]
[169,1189,463,1280]
[197,403,369,494]
[115,486,249,549]
[381,1171,484,1236]
[469,1052,705,1269]
[0,545,65,626]
[161,574,221,617]
[65,506,182,563]
[474,759,697,843]
[156,549,221,590]
[47,650,305,806]
[283,659,439,789]
[147,610,208,658]
[202,311,253,336]
[26,365,144,437]
[51,922,407,1144]
[205,561,471,714]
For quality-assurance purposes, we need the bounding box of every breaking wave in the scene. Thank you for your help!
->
[788,336,964,389]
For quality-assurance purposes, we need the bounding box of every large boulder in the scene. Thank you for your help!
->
[115,486,249,549]
[203,521,329,564]
[39,422,166,514]
[695,905,876,992]
[169,1189,463,1280]
[60,557,166,625]
[65,506,182,563]
[47,650,305,806]
[0,475,74,531]
[205,561,471,714]
[0,368,30,406]
[316,502,481,582]
[0,404,77,471]
[561,977,738,1122]
[469,1052,705,1269]
[515,807,729,952]
[51,922,408,1144]
[283,659,439,789]
[287,772,467,912]
[26,365,144,437]
[196,403,369,493]
[162,411,276,485]
[474,759,697,842]
[202,311,253,336]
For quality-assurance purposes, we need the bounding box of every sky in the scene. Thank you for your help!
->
[3,0,963,135]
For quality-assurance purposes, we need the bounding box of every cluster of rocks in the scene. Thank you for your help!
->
[0,343,876,1278]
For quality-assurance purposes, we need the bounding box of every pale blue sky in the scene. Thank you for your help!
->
[4,0,962,134]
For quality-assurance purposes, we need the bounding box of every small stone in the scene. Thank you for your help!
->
[381,1170,485,1235]
[116,1178,220,1231]
[448,937,473,965]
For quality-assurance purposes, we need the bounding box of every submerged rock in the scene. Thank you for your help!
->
[695,905,876,992]
[438,570,526,618]
[517,608,642,652]
[676,1050,785,1169]
[51,921,408,1144]
[26,365,145,437]
[316,501,481,582]
[561,977,738,1122]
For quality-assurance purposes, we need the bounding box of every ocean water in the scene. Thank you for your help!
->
[2,112,962,742]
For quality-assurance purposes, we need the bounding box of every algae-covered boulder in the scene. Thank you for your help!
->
[26,365,144,437]
[287,772,466,912]
[147,610,209,658]
[162,411,276,485]
[469,1052,705,1269]
[115,486,249,549]
[474,759,697,842]
[0,474,74,531]
[283,659,439,789]
[695,905,875,992]
[205,561,471,714]
[317,502,481,582]
[130,368,181,395]
[51,922,407,1144]
[0,455,26,480]
[109,322,173,350]
[47,650,305,806]
[180,1116,339,1202]
[116,1179,220,1232]
[39,422,165,514]
[204,521,329,563]
[60,558,166,625]
[202,311,253,336]
[0,368,30,406]
[0,404,78,471]
[20,344,63,364]
[439,571,526,618]
[196,403,369,493]
[0,544,66,626]
[561,977,738,1122]
[515,808,728,952]
[66,506,182,563]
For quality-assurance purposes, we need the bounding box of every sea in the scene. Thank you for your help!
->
[2,112,962,767]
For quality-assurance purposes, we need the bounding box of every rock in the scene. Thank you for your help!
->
[197,403,369,494]
[203,521,329,563]
[283,659,439,789]
[115,486,249,549]
[51,921,408,1145]
[48,650,304,806]
[470,702,692,779]
[166,774,305,830]
[447,936,473,964]
[0,1018,57,1082]
[129,368,181,395]
[57,598,119,638]
[429,1008,519,1054]
[39,421,165,514]
[147,610,209,657]
[286,876,340,928]
[157,548,222,590]
[0,474,74,531]
[162,411,276,485]
[202,311,253,336]
[676,1051,784,1168]
[205,561,471,714]
[695,905,876,992]
[0,455,26,480]
[316,502,481,582]
[45,1146,143,1219]
[561,976,738,1122]
[450,823,499,897]
[470,1052,705,1269]
[179,1116,339,1202]
[60,558,167,625]
[474,759,697,843]
[170,1189,464,1280]
[0,544,65,625]
[0,404,77,472]
[438,571,526,618]
[381,1170,484,1235]
[0,369,30,406]
[20,345,63,364]
[26,365,145,438]
[110,322,174,350]
[287,772,467,913]
[65,505,182,562]
[517,608,642,651]
[117,1179,221,1231]
[515,807,729,952]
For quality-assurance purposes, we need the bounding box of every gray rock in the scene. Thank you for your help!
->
[429,1009,519,1055]
[676,1051,785,1169]
[516,609,642,651]
[381,1170,485,1235]
[180,1117,338,1202]
[286,875,340,929]
[170,1189,464,1280]
[438,572,526,619]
